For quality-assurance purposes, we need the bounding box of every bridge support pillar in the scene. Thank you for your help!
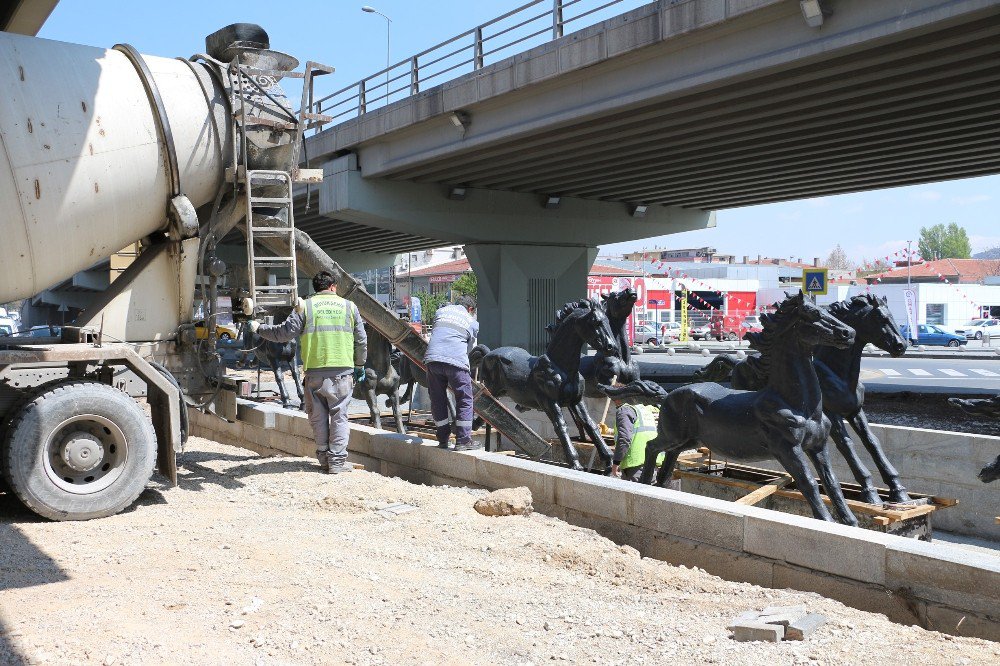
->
[465,243,597,353]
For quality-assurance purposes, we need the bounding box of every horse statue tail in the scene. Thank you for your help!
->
[469,344,491,371]
[596,379,668,406]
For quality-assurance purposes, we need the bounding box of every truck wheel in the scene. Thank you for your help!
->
[0,381,155,521]
[726,332,739,342]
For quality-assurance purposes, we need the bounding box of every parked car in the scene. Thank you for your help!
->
[954,318,1000,340]
[900,324,967,347]
[633,324,661,345]
[709,313,763,342]
[195,320,238,341]
[0,323,13,336]
[689,322,712,340]
[659,321,682,340]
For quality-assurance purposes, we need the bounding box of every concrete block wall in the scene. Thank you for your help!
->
[499,397,1000,541]
[189,403,999,642]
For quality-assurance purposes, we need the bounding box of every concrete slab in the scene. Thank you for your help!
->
[885,538,1000,616]
[630,484,746,551]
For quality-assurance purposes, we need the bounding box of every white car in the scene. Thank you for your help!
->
[954,318,1000,340]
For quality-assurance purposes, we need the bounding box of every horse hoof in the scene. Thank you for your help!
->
[888,491,912,504]
[861,491,884,506]
[570,462,585,472]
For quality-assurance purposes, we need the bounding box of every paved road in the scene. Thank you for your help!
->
[641,351,1000,394]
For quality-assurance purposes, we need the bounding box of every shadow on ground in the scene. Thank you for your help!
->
[175,449,318,494]
[0,492,70,666]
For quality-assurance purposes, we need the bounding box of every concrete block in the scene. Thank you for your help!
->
[442,79,479,112]
[346,452,379,471]
[730,621,783,642]
[785,613,826,640]
[646,533,773,588]
[514,50,559,88]
[381,461,429,486]
[474,454,557,504]
[760,604,806,618]
[742,505,894,584]
[347,424,377,455]
[885,538,1000,616]
[369,432,425,468]
[771,564,917,627]
[558,33,606,71]
[421,444,480,484]
[562,508,655,556]
[631,485,746,551]
[236,400,276,429]
[726,610,763,630]
[922,602,1000,643]
[757,611,802,627]
[606,13,659,58]
[554,471,631,524]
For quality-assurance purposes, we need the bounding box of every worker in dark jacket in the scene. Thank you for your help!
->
[424,295,479,450]
[610,403,663,482]
[250,271,367,473]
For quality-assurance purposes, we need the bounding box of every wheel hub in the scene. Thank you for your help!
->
[59,432,105,472]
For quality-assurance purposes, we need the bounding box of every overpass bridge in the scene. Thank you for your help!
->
[299,0,1000,348]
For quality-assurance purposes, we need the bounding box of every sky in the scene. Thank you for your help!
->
[37,0,1000,266]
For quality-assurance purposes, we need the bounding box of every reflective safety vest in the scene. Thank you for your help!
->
[618,404,664,470]
[300,293,355,371]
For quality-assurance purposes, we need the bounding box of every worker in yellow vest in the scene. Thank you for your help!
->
[610,403,663,482]
[251,271,367,474]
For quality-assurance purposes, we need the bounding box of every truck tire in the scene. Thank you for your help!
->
[0,381,156,521]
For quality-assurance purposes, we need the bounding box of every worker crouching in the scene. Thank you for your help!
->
[611,402,663,481]
[424,296,480,451]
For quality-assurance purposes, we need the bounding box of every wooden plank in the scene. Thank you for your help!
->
[735,477,792,505]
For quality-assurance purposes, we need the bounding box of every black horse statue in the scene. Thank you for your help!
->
[353,323,406,433]
[697,295,910,504]
[580,289,641,398]
[602,293,860,525]
[241,322,303,409]
[470,298,619,471]
[949,395,1000,482]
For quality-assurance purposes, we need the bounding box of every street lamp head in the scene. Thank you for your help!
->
[361,6,376,12]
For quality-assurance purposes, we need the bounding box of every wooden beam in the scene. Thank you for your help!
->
[735,477,791,506]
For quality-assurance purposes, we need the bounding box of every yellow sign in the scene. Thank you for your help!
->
[679,290,689,342]
[802,268,829,296]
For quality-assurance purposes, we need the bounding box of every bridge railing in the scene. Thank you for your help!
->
[310,0,655,128]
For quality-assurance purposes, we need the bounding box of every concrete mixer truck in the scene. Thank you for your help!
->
[0,23,342,520]
[0,22,556,522]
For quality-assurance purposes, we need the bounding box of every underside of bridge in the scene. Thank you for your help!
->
[299,0,1000,348]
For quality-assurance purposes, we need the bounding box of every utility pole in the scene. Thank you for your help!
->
[907,239,912,289]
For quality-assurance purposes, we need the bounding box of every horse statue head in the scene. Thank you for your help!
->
[549,298,618,357]
[600,288,638,322]
[828,294,907,357]
[747,292,854,353]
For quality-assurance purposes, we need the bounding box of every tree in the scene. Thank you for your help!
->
[824,244,854,270]
[918,222,971,260]
[450,271,477,299]
[413,290,448,323]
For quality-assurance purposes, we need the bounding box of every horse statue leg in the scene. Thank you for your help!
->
[290,360,305,412]
[768,444,838,522]
[653,447,682,488]
[271,359,289,408]
[848,409,910,503]
[544,401,583,471]
[804,443,859,526]
[365,377,381,430]
[827,412,881,505]
[390,385,406,434]
[569,402,613,474]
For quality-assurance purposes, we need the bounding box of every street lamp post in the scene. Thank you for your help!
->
[362,6,392,103]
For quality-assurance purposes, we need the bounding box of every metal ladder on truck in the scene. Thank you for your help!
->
[232,59,334,312]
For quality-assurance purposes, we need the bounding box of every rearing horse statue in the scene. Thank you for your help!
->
[602,293,860,525]
[697,295,911,504]
[470,298,619,471]
[580,289,640,398]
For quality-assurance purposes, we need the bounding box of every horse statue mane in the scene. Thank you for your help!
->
[828,293,883,321]
[546,298,601,336]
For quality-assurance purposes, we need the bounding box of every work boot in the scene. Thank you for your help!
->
[453,441,483,452]
[327,463,353,474]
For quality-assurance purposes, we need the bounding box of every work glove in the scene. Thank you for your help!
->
[248,319,261,334]
[354,366,367,383]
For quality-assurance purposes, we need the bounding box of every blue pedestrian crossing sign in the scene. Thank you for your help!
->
[802,268,829,295]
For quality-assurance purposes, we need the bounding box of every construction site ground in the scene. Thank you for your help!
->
[1,437,998,666]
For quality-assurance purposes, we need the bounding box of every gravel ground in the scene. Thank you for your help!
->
[2,438,998,666]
